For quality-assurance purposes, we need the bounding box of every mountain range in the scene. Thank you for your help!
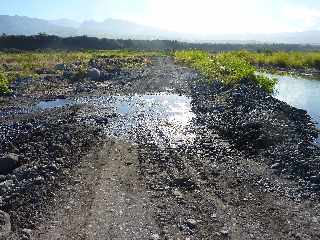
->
[1,15,320,44]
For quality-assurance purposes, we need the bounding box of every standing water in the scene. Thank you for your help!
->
[9,94,195,148]
[273,74,320,144]
[74,94,196,148]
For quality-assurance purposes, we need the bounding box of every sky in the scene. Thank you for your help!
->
[1,0,320,34]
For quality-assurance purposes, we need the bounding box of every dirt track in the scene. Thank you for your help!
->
[1,57,320,239]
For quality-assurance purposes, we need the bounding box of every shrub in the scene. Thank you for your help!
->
[175,50,277,93]
[0,72,10,94]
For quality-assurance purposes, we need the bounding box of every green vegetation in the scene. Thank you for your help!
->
[0,51,89,73]
[0,50,162,92]
[175,50,277,93]
[230,50,320,70]
[0,50,160,75]
[0,71,10,94]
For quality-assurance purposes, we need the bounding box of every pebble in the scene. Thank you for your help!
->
[0,210,11,238]
[88,68,101,80]
[220,227,229,235]
[55,63,66,71]
[22,228,32,238]
[271,163,281,169]
[150,233,161,240]
[0,180,14,190]
[34,176,45,184]
[0,153,19,174]
[186,219,197,228]
[172,189,183,199]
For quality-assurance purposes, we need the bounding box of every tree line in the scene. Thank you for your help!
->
[1,34,320,52]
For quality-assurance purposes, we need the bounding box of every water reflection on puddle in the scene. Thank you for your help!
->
[36,99,72,110]
[74,94,196,147]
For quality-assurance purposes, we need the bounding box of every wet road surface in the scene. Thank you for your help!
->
[2,57,320,240]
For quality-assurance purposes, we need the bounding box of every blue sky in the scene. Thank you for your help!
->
[1,0,320,34]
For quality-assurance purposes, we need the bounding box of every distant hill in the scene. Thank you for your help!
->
[78,19,171,39]
[0,15,78,36]
[264,31,320,45]
[50,19,81,29]
[0,15,320,44]
[0,15,175,39]
[202,31,320,45]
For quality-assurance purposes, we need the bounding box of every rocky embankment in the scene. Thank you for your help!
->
[0,56,319,239]
[191,78,320,194]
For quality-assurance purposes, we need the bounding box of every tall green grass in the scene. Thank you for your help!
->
[230,50,320,70]
[175,50,277,93]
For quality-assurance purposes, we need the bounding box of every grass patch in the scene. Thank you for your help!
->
[0,50,162,75]
[175,50,277,93]
[230,50,320,70]
[0,50,162,87]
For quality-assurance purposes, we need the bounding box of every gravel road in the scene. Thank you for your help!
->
[1,57,319,239]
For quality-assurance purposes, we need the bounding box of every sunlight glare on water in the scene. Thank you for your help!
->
[74,93,196,147]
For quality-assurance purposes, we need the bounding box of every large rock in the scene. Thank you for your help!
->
[54,63,66,71]
[63,70,74,79]
[87,68,101,80]
[0,211,11,239]
[0,153,19,175]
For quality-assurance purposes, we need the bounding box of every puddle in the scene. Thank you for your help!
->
[36,99,72,110]
[0,99,72,117]
[74,94,196,147]
[1,94,195,147]
[0,107,31,117]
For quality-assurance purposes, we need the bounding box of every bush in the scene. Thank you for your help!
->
[254,75,278,93]
[0,72,10,94]
[175,50,277,93]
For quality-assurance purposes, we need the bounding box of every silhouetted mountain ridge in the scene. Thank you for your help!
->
[0,15,319,44]
[0,15,78,36]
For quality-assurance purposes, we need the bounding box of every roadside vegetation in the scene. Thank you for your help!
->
[0,50,159,74]
[3,49,319,95]
[0,50,161,94]
[230,50,320,70]
[175,50,277,93]
[0,71,10,94]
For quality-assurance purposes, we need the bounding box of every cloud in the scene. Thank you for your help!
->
[126,0,299,34]
[283,6,320,30]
